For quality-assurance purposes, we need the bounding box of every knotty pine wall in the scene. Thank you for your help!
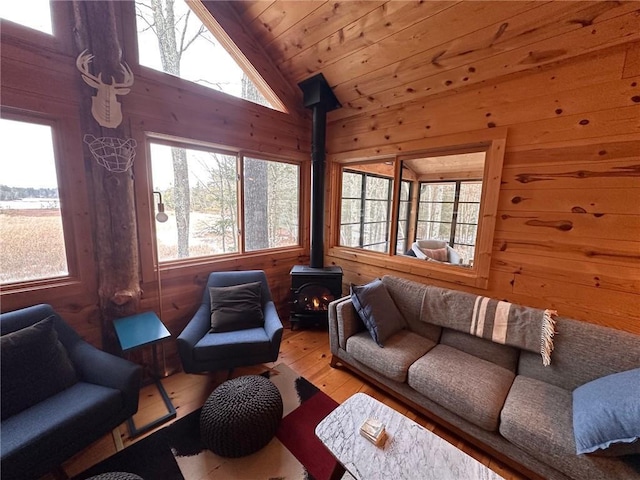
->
[325,42,640,335]
[0,6,311,365]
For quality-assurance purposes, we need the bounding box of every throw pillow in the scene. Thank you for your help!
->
[421,247,448,262]
[209,281,264,333]
[572,368,640,456]
[350,279,406,347]
[1,316,78,420]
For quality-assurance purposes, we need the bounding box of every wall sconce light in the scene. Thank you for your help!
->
[153,191,168,223]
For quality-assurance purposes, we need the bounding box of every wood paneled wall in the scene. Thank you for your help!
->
[0,3,311,361]
[326,42,640,335]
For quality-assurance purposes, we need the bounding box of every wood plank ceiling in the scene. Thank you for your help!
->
[227,1,639,123]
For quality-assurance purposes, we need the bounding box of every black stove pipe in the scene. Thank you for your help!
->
[298,74,341,269]
[310,105,327,268]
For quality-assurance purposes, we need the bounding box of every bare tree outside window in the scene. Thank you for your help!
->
[136,0,273,257]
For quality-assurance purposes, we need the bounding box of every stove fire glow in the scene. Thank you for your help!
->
[303,293,332,312]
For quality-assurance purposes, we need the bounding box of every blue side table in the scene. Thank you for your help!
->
[113,311,177,437]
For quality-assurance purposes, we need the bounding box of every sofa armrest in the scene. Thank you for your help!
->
[329,296,363,353]
[263,301,284,360]
[68,341,142,416]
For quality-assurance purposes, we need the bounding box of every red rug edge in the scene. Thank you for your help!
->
[276,391,340,480]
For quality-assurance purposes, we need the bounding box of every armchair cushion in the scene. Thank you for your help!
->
[209,281,264,333]
[1,316,77,420]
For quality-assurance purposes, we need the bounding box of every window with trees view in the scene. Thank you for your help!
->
[135,0,272,108]
[0,0,52,34]
[340,170,394,253]
[0,118,68,283]
[150,142,299,262]
[417,180,482,263]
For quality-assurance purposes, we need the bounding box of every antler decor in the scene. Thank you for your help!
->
[76,50,134,128]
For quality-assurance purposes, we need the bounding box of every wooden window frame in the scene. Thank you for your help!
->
[134,132,305,284]
[328,129,507,289]
[0,108,96,306]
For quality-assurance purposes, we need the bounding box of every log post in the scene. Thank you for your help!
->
[72,1,141,353]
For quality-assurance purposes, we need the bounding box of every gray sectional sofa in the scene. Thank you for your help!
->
[328,275,640,480]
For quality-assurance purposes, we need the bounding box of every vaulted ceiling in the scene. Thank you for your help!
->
[206,1,639,123]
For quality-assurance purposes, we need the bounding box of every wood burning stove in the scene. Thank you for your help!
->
[290,265,342,329]
[290,74,343,329]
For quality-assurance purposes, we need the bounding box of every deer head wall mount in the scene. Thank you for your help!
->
[76,50,134,129]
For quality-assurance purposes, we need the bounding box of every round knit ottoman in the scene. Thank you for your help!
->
[86,473,143,480]
[200,375,283,458]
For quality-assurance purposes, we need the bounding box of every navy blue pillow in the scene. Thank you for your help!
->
[573,368,640,456]
[209,281,264,333]
[1,316,78,420]
[350,279,406,347]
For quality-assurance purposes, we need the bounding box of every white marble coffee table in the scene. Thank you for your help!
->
[315,392,504,480]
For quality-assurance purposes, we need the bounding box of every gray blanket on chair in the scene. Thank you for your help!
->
[421,286,557,366]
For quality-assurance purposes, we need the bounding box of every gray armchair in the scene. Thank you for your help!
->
[411,239,462,264]
[177,270,284,374]
[0,304,142,480]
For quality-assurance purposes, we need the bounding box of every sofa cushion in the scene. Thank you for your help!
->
[381,276,441,342]
[500,375,575,459]
[350,279,406,347]
[1,316,77,420]
[517,316,640,392]
[1,382,122,461]
[573,368,640,456]
[346,330,435,382]
[440,328,519,372]
[408,344,515,431]
[209,282,264,333]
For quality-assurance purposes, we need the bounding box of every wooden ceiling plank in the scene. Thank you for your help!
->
[331,45,627,137]
[264,0,386,65]
[330,10,640,121]
[197,0,305,117]
[231,1,277,23]
[249,0,328,47]
[279,1,460,84]
[291,1,538,85]
[623,41,640,78]
[333,1,626,106]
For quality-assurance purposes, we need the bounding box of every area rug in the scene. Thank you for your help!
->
[73,364,341,480]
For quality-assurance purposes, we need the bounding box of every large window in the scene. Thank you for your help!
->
[135,0,273,108]
[0,118,68,283]
[417,180,482,263]
[149,142,299,262]
[0,0,52,34]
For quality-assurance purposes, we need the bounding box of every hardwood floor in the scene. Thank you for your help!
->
[50,326,528,480]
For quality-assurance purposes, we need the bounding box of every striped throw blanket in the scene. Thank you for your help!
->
[421,286,557,366]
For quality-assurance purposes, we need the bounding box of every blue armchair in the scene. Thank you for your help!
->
[0,304,142,480]
[177,270,284,374]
